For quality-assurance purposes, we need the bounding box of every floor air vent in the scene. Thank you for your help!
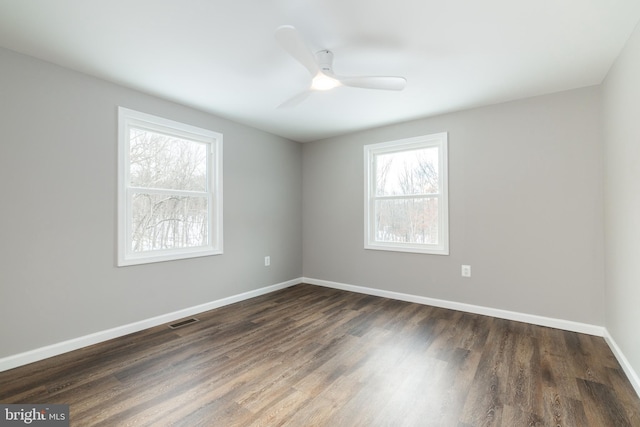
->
[169,318,199,329]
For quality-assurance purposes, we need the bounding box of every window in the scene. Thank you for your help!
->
[117,107,223,266]
[364,133,449,255]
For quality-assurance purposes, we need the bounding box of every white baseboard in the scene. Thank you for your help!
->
[0,278,301,373]
[603,330,640,399]
[303,277,605,336]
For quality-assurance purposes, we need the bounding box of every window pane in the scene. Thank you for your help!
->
[375,198,439,244]
[131,193,209,252]
[129,128,207,191]
[375,147,439,196]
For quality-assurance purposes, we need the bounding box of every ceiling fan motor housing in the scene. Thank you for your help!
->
[316,50,334,72]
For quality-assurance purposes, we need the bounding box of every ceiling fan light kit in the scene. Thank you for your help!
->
[275,25,406,107]
[311,73,341,91]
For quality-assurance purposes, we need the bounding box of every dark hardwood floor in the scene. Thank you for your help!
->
[1,284,639,426]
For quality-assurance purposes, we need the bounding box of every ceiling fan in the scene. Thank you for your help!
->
[274,25,407,108]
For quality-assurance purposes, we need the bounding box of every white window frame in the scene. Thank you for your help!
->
[117,107,223,266]
[364,132,449,255]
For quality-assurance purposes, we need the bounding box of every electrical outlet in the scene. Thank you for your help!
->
[264,256,271,267]
[461,265,471,278]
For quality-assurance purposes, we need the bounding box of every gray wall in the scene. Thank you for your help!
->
[303,87,604,325]
[603,22,640,384]
[0,48,303,358]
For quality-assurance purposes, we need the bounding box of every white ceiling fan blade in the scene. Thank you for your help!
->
[337,75,407,91]
[275,25,319,76]
[277,90,312,109]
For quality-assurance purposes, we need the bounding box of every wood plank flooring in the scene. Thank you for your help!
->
[1,284,639,426]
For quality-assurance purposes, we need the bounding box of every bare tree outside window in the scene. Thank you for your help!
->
[129,129,209,252]
[374,147,439,244]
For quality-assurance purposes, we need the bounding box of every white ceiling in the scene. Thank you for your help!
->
[1,1,639,142]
